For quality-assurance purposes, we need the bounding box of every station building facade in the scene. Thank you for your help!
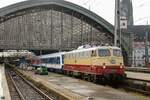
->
[132,42,150,67]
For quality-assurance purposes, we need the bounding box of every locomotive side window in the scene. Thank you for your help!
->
[91,50,96,57]
[70,53,72,59]
[80,52,83,58]
[113,49,122,57]
[98,49,110,56]
[82,52,85,58]
[69,54,71,59]
[85,52,88,57]
[87,51,91,57]
[72,53,75,58]
[65,54,68,59]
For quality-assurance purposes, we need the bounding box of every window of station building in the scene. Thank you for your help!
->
[139,50,141,53]
[141,56,144,60]
[135,50,138,53]
[141,50,143,54]
[135,57,138,60]
[139,56,141,60]
[138,50,140,53]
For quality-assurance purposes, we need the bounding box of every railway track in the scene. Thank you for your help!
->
[5,68,53,100]
[122,77,150,96]
[6,64,150,99]
[6,70,21,100]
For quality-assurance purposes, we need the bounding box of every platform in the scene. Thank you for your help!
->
[126,71,150,82]
[0,65,11,100]
[125,67,150,73]
[18,70,150,100]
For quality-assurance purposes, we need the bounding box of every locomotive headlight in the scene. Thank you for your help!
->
[120,63,123,69]
[103,63,106,69]
[103,66,106,69]
[120,66,123,69]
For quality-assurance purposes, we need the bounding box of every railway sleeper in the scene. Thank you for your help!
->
[122,79,150,96]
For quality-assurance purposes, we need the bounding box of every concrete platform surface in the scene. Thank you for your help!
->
[0,65,11,100]
[19,70,150,100]
[126,71,150,81]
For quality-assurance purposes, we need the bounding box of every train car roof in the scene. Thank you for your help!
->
[65,46,121,54]
[38,52,66,58]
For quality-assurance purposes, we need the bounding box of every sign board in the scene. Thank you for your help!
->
[120,16,127,29]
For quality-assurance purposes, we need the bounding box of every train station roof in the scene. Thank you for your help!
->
[0,0,114,34]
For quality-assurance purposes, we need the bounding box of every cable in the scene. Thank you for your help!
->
[135,16,150,22]
[82,0,90,6]
[139,1,150,7]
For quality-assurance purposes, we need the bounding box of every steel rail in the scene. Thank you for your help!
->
[9,72,26,100]
[9,70,53,100]
[5,70,22,100]
[123,77,150,96]
[18,72,53,100]
[126,77,150,83]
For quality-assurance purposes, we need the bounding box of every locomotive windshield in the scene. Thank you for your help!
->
[113,49,122,57]
[98,49,111,56]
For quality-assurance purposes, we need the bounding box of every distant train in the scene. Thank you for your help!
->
[31,52,65,71]
[30,45,126,82]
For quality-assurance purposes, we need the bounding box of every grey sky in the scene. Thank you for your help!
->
[0,0,150,25]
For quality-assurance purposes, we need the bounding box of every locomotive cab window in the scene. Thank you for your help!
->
[98,49,110,57]
[113,49,122,57]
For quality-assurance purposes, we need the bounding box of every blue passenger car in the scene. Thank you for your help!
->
[37,52,66,72]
